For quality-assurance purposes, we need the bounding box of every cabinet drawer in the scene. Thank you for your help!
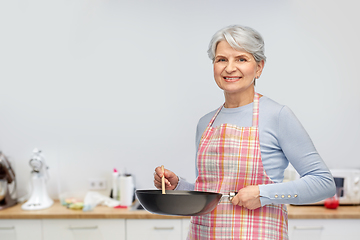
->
[0,219,42,240]
[43,219,125,240]
[127,219,182,240]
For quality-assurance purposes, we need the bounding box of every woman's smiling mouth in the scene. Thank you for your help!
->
[223,76,242,82]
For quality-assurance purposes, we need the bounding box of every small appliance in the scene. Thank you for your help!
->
[0,152,17,210]
[21,148,54,210]
[330,169,360,205]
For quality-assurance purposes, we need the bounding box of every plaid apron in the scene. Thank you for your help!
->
[188,93,288,240]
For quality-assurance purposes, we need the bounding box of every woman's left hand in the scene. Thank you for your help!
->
[231,185,261,210]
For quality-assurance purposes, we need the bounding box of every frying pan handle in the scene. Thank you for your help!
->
[221,192,238,202]
[229,192,236,201]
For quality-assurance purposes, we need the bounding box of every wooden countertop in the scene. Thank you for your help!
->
[287,204,360,219]
[1,201,360,219]
[0,201,188,219]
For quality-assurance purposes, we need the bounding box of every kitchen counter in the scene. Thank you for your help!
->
[0,201,360,219]
[0,201,187,219]
[287,204,360,219]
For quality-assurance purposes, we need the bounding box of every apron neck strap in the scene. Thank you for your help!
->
[252,93,260,127]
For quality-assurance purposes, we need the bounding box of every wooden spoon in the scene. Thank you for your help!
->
[161,165,165,194]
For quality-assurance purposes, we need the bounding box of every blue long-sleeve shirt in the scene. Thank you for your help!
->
[176,96,336,206]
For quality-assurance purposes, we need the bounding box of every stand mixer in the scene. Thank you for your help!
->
[0,152,17,210]
[21,148,53,210]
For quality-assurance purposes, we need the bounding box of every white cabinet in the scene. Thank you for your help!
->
[182,218,191,239]
[3,218,359,240]
[43,219,125,240]
[0,219,42,240]
[126,219,182,240]
[288,219,360,240]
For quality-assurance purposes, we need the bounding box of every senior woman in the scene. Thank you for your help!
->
[153,25,336,240]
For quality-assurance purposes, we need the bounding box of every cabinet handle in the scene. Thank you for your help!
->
[293,226,324,230]
[153,226,175,230]
[69,226,98,230]
[0,226,15,230]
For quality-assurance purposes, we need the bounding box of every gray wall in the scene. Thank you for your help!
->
[1,0,359,199]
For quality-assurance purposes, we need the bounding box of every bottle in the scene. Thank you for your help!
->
[110,168,120,200]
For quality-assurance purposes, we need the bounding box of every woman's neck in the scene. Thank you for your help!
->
[223,90,256,108]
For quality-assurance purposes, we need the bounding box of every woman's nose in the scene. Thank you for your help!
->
[225,61,236,73]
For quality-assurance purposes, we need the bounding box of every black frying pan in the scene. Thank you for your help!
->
[135,190,236,216]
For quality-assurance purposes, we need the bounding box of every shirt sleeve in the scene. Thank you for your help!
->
[174,177,195,191]
[258,106,336,206]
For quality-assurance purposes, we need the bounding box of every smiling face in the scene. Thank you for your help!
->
[213,41,264,103]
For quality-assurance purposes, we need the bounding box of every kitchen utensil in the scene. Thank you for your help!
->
[22,148,53,210]
[161,165,165,194]
[0,152,17,210]
[0,180,7,201]
[135,189,236,216]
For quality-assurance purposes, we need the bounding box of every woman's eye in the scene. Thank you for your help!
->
[217,59,226,62]
[238,58,246,62]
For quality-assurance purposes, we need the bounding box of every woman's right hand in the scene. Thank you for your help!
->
[153,166,179,190]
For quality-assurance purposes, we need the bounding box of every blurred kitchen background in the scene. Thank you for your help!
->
[0,0,359,200]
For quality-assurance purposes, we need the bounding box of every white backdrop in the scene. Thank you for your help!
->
[1,0,359,199]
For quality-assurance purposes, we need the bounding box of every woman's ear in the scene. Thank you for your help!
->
[256,60,265,77]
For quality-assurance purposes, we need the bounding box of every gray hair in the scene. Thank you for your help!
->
[207,25,266,63]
